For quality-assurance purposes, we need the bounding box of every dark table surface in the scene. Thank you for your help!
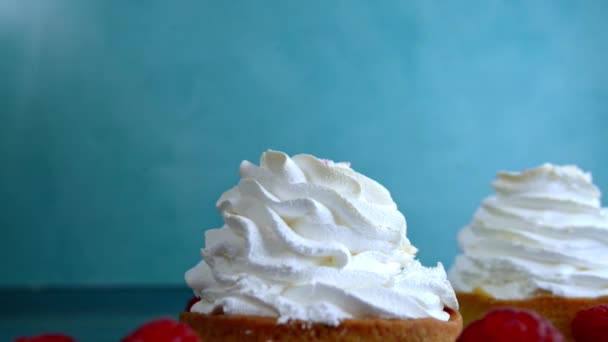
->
[0,288,193,341]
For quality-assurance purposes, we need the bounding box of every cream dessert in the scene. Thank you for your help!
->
[182,151,461,341]
[449,163,608,340]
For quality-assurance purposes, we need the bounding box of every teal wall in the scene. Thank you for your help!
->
[1,0,607,287]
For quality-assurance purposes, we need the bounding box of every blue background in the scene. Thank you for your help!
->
[2,0,608,288]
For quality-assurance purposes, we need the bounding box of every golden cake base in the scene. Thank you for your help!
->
[457,291,608,342]
[180,309,462,342]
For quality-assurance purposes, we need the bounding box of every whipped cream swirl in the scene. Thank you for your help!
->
[449,164,608,299]
[186,151,458,325]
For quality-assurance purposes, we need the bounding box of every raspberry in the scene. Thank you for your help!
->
[15,334,76,342]
[571,304,608,342]
[185,296,200,311]
[458,308,564,342]
[122,318,200,342]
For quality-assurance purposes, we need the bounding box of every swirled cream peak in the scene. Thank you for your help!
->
[449,164,608,300]
[186,151,458,325]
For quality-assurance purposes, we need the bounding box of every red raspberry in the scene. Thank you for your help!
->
[185,296,200,311]
[122,318,200,342]
[458,308,564,342]
[571,304,608,342]
[15,334,76,342]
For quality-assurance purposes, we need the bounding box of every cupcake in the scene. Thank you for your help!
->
[449,164,608,340]
[182,151,461,341]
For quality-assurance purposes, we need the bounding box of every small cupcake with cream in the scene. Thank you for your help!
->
[449,164,608,341]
